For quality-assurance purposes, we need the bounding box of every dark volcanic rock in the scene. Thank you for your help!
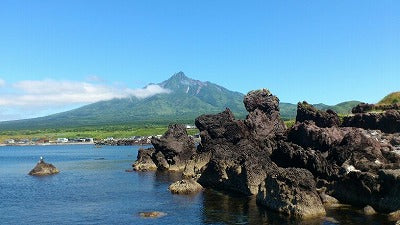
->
[243,89,286,140]
[151,124,197,171]
[296,101,340,128]
[329,169,400,213]
[377,169,400,212]
[271,141,339,180]
[343,110,400,133]
[132,148,157,171]
[288,121,346,152]
[328,128,399,173]
[196,91,283,195]
[132,124,198,172]
[352,103,400,114]
[29,159,59,176]
[257,168,326,218]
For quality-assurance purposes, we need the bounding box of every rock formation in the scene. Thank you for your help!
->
[29,158,59,176]
[132,124,198,172]
[257,168,326,219]
[168,179,203,194]
[343,110,400,133]
[296,101,340,128]
[132,148,157,171]
[132,88,400,219]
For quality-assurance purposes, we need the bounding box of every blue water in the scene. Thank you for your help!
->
[0,145,393,225]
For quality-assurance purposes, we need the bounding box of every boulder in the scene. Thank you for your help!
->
[195,107,278,195]
[138,211,166,218]
[296,101,340,128]
[132,148,157,171]
[388,210,400,221]
[151,124,197,171]
[271,141,339,180]
[168,179,203,194]
[377,169,400,212]
[29,159,59,176]
[182,152,211,179]
[243,89,286,140]
[287,121,346,152]
[256,168,326,219]
[363,205,377,215]
[328,128,399,173]
[343,110,400,133]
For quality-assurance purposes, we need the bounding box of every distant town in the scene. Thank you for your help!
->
[1,131,201,147]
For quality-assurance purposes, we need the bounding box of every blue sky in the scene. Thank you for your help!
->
[0,1,399,121]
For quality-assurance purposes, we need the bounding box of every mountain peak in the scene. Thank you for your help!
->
[171,71,188,80]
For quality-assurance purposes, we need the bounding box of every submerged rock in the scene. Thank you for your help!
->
[169,179,203,194]
[138,211,166,218]
[257,168,326,219]
[28,159,59,176]
[363,205,377,215]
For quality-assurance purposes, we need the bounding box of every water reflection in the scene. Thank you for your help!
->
[200,189,393,225]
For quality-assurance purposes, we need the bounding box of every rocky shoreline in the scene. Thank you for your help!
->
[132,89,400,221]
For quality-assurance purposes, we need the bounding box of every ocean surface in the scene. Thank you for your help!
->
[0,145,394,225]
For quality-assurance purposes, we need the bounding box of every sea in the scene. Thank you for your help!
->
[0,145,394,225]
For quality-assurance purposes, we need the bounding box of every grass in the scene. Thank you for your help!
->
[0,125,199,143]
[378,92,400,105]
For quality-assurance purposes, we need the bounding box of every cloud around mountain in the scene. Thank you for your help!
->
[0,78,171,121]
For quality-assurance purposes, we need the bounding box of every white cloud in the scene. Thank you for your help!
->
[0,79,5,87]
[0,79,171,107]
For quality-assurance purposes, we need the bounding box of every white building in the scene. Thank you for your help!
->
[56,138,69,143]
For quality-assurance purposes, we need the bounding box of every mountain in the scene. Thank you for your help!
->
[0,72,360,130]
[0,72,247,130]
[378,92,400,105]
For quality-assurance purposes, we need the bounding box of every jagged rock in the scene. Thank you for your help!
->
[243,89,286,139]
[377,169,400,212]
[132,148,157,171]
[151,124,197,171]
[271,141,339,180]
[363,205,377,215]
[182,152,211,179]
[296,101,340,128]
[328,128,399,173]
[257,168,326,219]
[28,159,59,176]
[388,210,400,221]
[168,179,203,194]
[343,110,400,133]
[329,171,379,208]
[288,121,347,152]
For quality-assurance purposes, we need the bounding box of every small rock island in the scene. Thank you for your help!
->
[29,157,59,176]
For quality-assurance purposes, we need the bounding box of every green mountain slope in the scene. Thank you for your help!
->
[0,72,360,130]
[378,92,400,105]
[0,72,247,130]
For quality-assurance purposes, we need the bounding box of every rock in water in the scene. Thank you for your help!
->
[363,205,377,215]
[28,160,59,176]
[169,179,203,194]
[256,168,326,219]
[132,148,157,171]
[138,211,166,218]
[151,124,197,171]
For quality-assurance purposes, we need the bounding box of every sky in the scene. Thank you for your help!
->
[0,0,399,121]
